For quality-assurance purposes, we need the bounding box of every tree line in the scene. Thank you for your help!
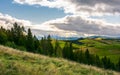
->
[0,23,120,72]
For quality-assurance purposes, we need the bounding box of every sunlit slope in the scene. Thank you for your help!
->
[59,38,120,63]
[0,45,119,75]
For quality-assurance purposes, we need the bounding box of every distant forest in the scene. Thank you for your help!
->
[0,23,120,72]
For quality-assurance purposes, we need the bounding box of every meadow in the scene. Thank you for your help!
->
[64,38,120,63]
[0,45,120,75]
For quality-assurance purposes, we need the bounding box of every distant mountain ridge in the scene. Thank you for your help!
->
[37,35,120,40]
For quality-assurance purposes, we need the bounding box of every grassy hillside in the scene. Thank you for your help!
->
[79,39,120,63]
[0,45,120,75]
[59,38,120,63]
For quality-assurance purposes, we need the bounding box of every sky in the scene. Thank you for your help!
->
[0,0,120,37]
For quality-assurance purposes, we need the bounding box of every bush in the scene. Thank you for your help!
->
[0,32,7,44]
[5,42,17,48]
[17,46,26,51]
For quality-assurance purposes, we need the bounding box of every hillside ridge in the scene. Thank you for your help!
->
[0,45,120,75]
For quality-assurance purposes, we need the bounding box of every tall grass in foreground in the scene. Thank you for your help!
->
[0,45,120,75]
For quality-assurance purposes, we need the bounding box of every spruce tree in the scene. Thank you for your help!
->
[116,58,120,71]
[34,35,40,53]
[54,40,62,57]
[85,49,90,64]
[26,28,34,52]
[47,35,53,56]
[62,42,69,58]
[95,55,102,67]
[76,50,84,63]
[62,42,73,60]
[11,23,25,45]
[0,28,7,44]
[69,42,73,60]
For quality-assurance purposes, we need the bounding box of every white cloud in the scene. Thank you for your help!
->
[0,13,31,29]
[1,0,120,37]
[0,12,55,31]
[0,12,78,37]
[0,12,120,37]
[42,15,120,37]
[13,0,120,16]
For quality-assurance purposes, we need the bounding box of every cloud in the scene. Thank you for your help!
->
[0,12,77,37]
[1,12,120,37]
[42,15,120,37]
[0,12,56,31]
[0,13,31,29]
[2,0,120,37]
[13,0,120,16]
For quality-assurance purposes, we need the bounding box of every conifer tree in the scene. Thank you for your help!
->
[62,42,73,60]
[47,35,53,56]
[11,23,25,45]
[69,42,73,60]
[34,35,40,53]
[74,50,84,63]
[101,56,113,69]
[84,49,90,64]
[26,28,34,52]
[40,37,45,54]
[54,40,62,57]
[0,28,7,44]
[62,42,69,58]
[116,58,120,71]
[95,55,102,67]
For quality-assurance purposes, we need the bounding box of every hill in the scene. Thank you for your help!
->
[0,45,120,75]
[63,38,120,63]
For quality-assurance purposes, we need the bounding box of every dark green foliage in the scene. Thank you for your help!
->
[73,50,85,63]
[95,55,102,67]
[84,49,90,64]
[54,40,62,57]
[40,37,46,54]
[62,42,69,58]
[116,58,120,71]
[0,27,8,44]
[5,42,16,48]
[11,23,24,45]
[26,28,34,52]
[73,50,117,71]
[62,42,73,60]
[18,35,26,46]
[33,36,40,53]
[69,43,74,60]
[0,31,7,44]
[47,35,54,56]
[101,56,115,70]
[39,35,54,56]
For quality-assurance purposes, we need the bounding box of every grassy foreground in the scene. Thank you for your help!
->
[0,45,120,75]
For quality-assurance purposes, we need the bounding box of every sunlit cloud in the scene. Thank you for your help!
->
[0,12,78,37]
[13,0,120,16]
[41,15,120,37]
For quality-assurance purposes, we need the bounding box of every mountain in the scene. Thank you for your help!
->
[0,45,119,75]
[86,35,120,39]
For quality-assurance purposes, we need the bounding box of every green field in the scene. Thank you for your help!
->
[57,38,120,63]
[0,45,120,75]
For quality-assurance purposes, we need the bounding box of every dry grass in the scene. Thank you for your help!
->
[0,45,120,75]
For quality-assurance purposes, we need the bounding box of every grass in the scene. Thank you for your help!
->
[64,38,120,63]
[52,38,120,63]
[0,45,120,75]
